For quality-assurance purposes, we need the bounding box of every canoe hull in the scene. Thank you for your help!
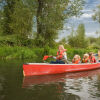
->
[22,69,100,87]
[23,63,100,76]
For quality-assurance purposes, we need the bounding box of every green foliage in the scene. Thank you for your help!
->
[0,10,3,35]
[92,5,100,23]
[87,36,100,49]
[10,0,34,38]
[35,0,85,47]
[0,35,34,47]
[3,0,16,35]
[0,45,98,61]
[88,43,100,49]
[0,46,37,59]
[67,48,97,60]
[0,0,85,48]
[66,0,85,17]
[88,37,97,44]
[2,0,36,38]
[68,24,89,48]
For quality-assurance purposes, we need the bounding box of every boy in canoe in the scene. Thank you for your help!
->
[50,45,68,64]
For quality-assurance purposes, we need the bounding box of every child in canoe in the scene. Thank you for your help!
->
[72,54,81,64]
[89,52,96,63]
[97,50,100,62]
[94,50,100,62]
[50,45,68,64]
[82,54,89,63]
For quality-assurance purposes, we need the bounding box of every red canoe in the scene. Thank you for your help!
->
[23,63,100,76]
[22,69,100,87]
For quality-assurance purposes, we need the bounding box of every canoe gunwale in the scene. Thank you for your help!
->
[24,63,99,66]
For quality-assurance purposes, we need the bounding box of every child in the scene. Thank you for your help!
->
[82,54,89,63]
[98,50,100,62]
[72,54,81,64]
[89,52,96,63]
[94,50,100,62]
[50,45,67,64]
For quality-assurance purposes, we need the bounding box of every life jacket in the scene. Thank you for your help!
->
[56,49,66,60]
[89,56,96,63]
[82,58,89,63]
[72,59,80,64]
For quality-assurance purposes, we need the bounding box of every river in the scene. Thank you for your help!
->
[0,60,100,100]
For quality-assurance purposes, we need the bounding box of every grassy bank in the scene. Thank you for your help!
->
[0,46,37,59]
[0,46,98,61]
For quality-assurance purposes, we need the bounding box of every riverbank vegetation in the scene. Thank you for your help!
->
[0,0,100,60]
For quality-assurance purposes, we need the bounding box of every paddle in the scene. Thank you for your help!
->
[43,55,53,61]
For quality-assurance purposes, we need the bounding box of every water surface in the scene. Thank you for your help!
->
[0,60,100,100]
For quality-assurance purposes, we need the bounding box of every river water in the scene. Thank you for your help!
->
[0,59,100,100]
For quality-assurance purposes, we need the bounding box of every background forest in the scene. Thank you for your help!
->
[0,0,100,60]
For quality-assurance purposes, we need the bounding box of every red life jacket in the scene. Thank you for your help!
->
[82,59,89,63]
[72,59,80,64]
[89,56,96,63]
[56,49,66,60]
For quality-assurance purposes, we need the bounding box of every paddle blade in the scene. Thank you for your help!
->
[43,55,49,60]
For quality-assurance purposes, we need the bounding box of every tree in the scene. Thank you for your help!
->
[68,24,89,48]
[92,5,100,45]
[3,0,16,35]
[2,0,36,38]
[0,10,3,35]
[10,0,35,38]
[92,5,100,23]
[1,0,85,47]
[35,0,85,47]
[68,28,77,47]
[76,24,85,48]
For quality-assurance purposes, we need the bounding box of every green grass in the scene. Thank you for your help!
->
[0,46,98,60]
[0,46,37,59]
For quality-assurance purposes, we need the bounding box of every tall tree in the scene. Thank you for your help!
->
[2,0,36,38]
[35,0,85,47]
[68,24,88,48]
[76,24,86,48]
[0,10,3,35]
[92,5,100,23]
[92,5,100,45]
[10,0,35,38]
[3,0,16,35]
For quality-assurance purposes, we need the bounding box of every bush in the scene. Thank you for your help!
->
[0,35,34,47]
[0,46,37,59]
[87,43,100,49]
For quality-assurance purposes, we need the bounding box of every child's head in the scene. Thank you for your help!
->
[83,54,89,59]
[58,45,64,50]
[89,52,93,57]
[73,55,80,61]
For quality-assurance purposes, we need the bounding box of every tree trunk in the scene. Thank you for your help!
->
[37,0,43,35]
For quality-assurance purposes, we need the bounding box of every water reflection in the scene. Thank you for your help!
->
[0,76,6,100]
[23,69,100,87]
[22,69,100,100]
[0,59,100,100]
